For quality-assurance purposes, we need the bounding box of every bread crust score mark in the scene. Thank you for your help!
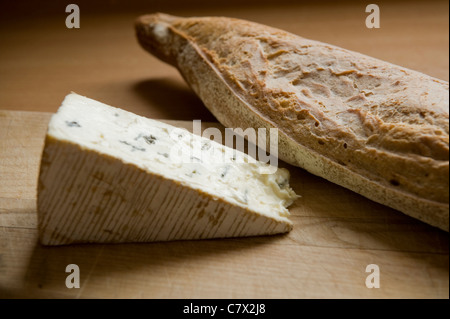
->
[135,13,449,231]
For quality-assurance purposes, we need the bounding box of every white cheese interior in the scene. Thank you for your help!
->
[47,93,298,221]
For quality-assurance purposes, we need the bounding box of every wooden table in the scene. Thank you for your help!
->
[0,0,448,299]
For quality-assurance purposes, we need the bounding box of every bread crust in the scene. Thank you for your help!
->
[136,13,449,231]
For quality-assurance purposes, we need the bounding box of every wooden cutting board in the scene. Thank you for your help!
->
[0,109,448,298]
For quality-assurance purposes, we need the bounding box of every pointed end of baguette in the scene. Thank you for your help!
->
[135,13,182,65]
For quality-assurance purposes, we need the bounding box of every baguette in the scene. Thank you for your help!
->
[135,13,449,231]
[38,93,296,245]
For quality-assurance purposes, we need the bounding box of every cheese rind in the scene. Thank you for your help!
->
[37,93,298,245]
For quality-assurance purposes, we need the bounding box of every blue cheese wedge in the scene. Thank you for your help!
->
[37,93,298,245]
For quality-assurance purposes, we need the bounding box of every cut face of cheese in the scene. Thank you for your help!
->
[37,93,298,245]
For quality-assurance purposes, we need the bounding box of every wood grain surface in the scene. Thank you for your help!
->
[0,110,448,298]
[0,0,448,299]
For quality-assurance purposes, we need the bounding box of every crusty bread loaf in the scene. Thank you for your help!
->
[135,13,449,231]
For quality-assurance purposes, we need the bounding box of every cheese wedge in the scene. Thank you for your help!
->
[37,93,298,245]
